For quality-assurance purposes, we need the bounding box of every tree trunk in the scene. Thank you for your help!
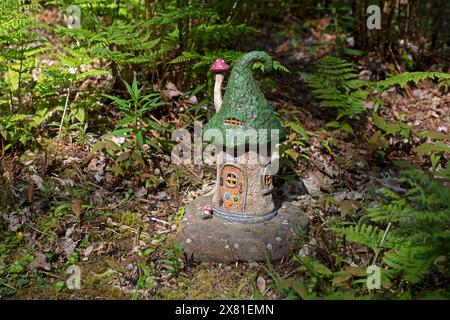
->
[430,0,447,50]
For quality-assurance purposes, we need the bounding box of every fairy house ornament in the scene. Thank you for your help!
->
[205,51,286,223]
[177,51,308,262]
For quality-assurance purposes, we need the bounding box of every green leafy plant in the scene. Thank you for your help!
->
[160,242,187,278]
[0,1,49,151]
[0,248,34,297]
[0,1,109,152]
[306,55,450,132]
[273,163,450,300]
[332,165,450,297]
[305,55,368,121]
[279,113,311,176]
[0,0,48,111]
[93,75,168,180]
[369,114,449,168]
[133,247,157,299]
[416,130,450,165]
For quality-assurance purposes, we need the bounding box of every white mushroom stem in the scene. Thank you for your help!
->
[213,73,224,113]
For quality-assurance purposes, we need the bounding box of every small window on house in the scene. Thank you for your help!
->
[224,118,241,126]
[262,175,272,190]
[225,172,238,188]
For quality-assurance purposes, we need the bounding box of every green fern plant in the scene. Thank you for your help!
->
[54,0,262,89]
[333,165,450,296]
[286,164,450,299]
[368,112,449,168]
[0,1,49,150]
[306,55,450,125]
[0,1,110,151]
[0,0,49,112]
[436,161,450,180]
[305,55,368,120]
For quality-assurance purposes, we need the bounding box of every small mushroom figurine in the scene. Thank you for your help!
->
[209,58,229,113]
[201,204,213,220]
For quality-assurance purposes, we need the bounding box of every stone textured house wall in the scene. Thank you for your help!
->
[212,150,275,217]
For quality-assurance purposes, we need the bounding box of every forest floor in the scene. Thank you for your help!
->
[1,16,449,300]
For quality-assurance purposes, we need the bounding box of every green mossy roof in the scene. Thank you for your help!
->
[204,51,286,148]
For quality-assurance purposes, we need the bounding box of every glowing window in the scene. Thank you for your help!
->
[224,118,241,126]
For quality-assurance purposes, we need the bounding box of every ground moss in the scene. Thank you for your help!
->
[155,266,258,300]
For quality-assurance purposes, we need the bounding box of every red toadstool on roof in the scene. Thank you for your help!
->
[210,59,229,72]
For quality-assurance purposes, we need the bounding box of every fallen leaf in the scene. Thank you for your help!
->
[302,171,324,195]
[30,174,44,191]
[71,199,82,219]
[256,276,266,294]
[83,244,94,258]
[63,238,77,258]
[162,82,182,100]
[105,258,127,274]
[332,273,352,287]
[30,252,52,271]
[135,187,148,198]
[345,266,366,276]
[168,172,177,189]
[27,183,34,203]
[339,200,359,218]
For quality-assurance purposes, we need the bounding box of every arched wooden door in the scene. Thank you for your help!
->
[219,164,247,212]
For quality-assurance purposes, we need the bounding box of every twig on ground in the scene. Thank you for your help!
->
[150,217,172,226]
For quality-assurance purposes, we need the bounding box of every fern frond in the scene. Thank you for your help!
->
[331,223,398,250]
[305,55,367,120]
[170,51,201,65]
[306,55,450,123]
[375,72,450,90]
[364,168,450,283]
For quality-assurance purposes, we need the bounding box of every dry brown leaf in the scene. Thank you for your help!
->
[27,183,34,203]
[30,252,51,271]
[162,82,182,100]
[71,199,82,219]
[256,276,266,294]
